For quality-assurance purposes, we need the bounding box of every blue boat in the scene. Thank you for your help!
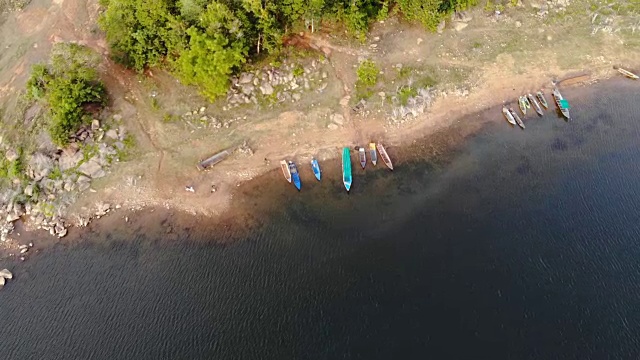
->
[311,158,321,181]
[288,161,301,191]
[342,147,352,192]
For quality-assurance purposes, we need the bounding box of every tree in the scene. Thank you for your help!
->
[175,2,248,100]
[241,0,282,54]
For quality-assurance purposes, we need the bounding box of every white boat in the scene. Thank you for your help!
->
[502,106,516,125]
[280,160,291,183]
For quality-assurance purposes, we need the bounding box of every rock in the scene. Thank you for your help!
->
[28,153,54,181]
[6,212,19,222]
[437,20,446,34]
[331,113,345,125]
[292,93,302,101]
[5,149,19,162]
[91,119,100,131]
[199,107,206,113]
[321,71,328,79]
[24,184,34,197]
[77,159,105,179]
[59,151,83,171]
[105,129,118,140]
[290,81,299,90]
[114,141,125,150]
[64,180,75,192]
[241,84,254,95]
[95,202,111,216]
[456,11,472,22]
[303,79,310,90]
[417,38,423,45]
[0,269,12,280]
[453,22,468,31]
[113,114,122,121]
[327,123,339,130]
[259,83,274,95]
[239,73,253,84]
[515,21,522,28]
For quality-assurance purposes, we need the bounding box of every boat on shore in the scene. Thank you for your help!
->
[528,93,544,116]
[311,158,321,181]
[359,147,366,169]
[502,106,516,126]
[617,67,639,80]
[342,147,352,192]
[376,143,394,170]
[536,91,549,109]
[280,160,291,183]
[518,96,528,115]
[369,143,377,166]
[509,108,525,129]
[289,161,301,191]
[552,87,571,120]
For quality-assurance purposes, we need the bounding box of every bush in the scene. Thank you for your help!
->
[26,43,106,146]
[356,59,379,88]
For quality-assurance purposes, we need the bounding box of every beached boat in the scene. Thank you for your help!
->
[311,158,321,181]
[552,87,571,120]
[518,96,528,115]
[617,67,639,80]
[536,91,549,109]
[359,147,366,169]
[280,160,291,183]
[369,143,377,166]
[376,143,394,171]
[289,161,301,191]
[502,106,516,126]
[510,108,525,129]
[342,147,352,192]
[528,93,543,116]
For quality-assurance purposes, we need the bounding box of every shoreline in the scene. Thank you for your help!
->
[2,74,634,262]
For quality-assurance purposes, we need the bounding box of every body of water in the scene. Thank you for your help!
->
[1,80,639,359]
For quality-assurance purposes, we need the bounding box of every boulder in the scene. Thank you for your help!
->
[453,22,468,31]
[239,73,253,84]
[327,123,339,130]
[260,83,274,95]
[241,84,254,95]
[24,184,34,197]
[77,176,91,192]
[91,119,100,131]
[105,129,118,140]
[28,153,55,181]
[5,149,19,162]
[292,93,302,102]
[59,151,84,171]
[331,114,345,125]
[77,159,105,179]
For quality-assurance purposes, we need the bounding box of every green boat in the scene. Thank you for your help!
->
[342,147,352,192]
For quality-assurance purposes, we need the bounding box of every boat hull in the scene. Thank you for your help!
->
[552,88,571,120]
[502,107,516,125]
[510,108,525,129]
[369,143,377,166]
[289,162,301,191]
[342,147,352,191]
[280,160,292,183]
[528,94,543,116]
[518,96,527,115]
[536,91,549,109]
[359,148,366,169]
[376,143,394,170]
[311,159,321,181]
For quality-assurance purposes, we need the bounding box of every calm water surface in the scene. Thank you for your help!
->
[1,80,640,359]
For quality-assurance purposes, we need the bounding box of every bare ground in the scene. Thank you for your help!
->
[1,0,639,228]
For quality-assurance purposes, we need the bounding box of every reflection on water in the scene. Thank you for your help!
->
[1,79,640,359]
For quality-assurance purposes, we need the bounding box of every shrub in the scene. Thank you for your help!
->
[25,44,106,146]
[356,59,379,88]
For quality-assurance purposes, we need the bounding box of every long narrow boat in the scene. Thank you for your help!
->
[528,93,544,116]
[502,106,516,126]
[552,87,571,120]
[280,160,291,183]
[536,91,549,109]
[376,143,394,171]
[342,147,352,192]
[369,143,377,166]
[518,96,528,115]
[617,67,639,80]
[510,108,525,129]
[311,158,321,181]
[358,147,366,169]
[289,161,301,190]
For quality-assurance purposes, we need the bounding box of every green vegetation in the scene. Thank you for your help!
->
[356,59,379,87]
[397,85,418,105]
[25,43,107,146]
[99,0,479,101]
